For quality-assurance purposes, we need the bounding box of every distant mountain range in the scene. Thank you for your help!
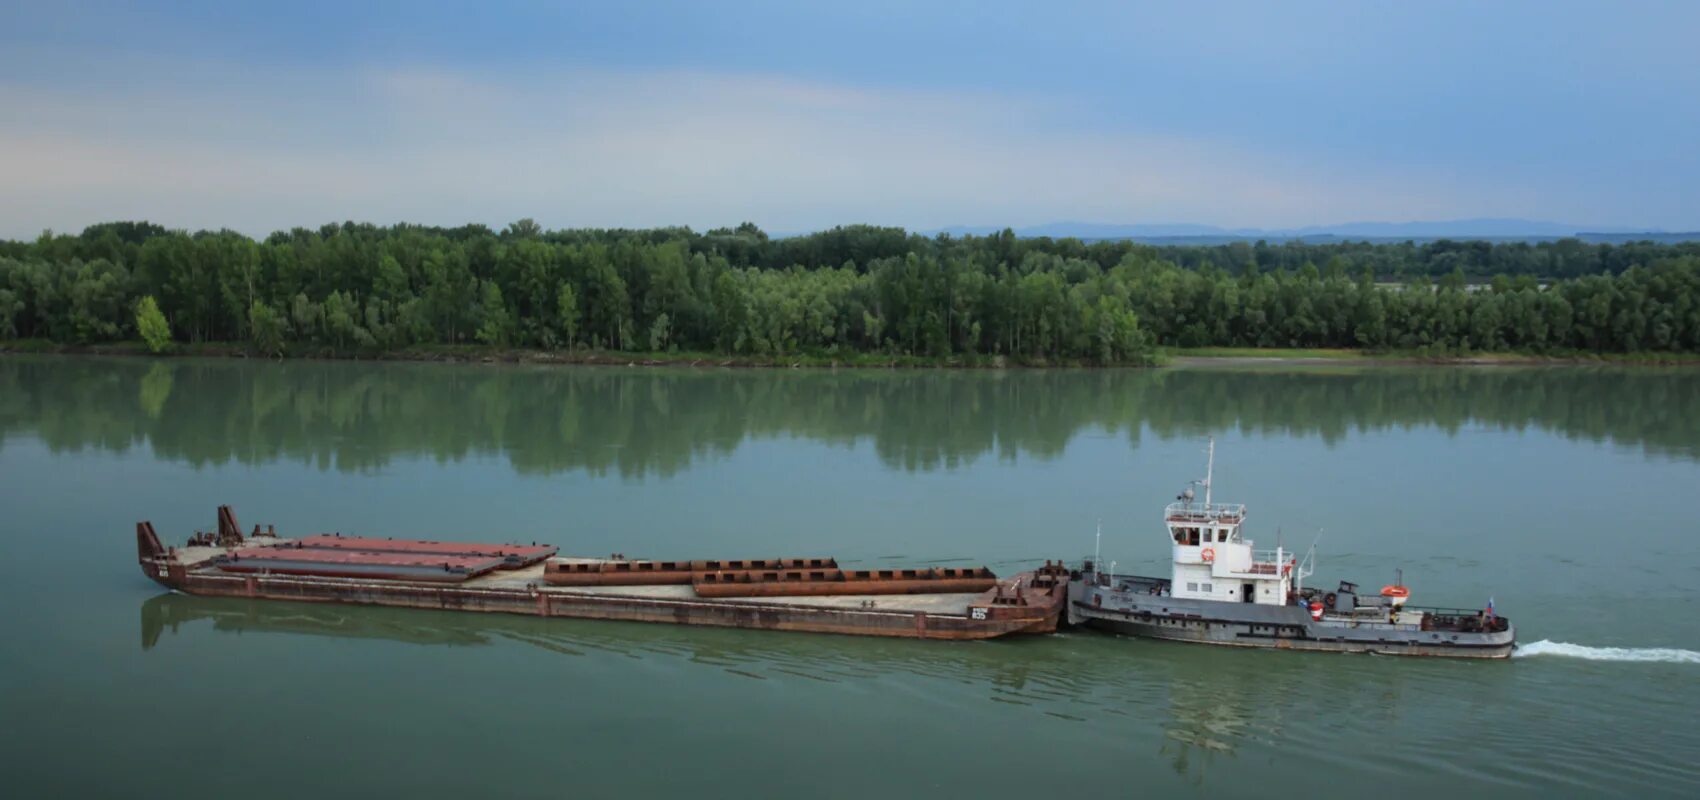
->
[926,219,1700,244]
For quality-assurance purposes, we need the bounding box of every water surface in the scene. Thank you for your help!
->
[2,356,1697,797]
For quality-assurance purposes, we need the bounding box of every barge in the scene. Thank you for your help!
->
[136,507,1067,641]
[1067,440,1516,658]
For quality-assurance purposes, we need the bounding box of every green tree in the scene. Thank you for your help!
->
[135,295,172,353]
[557,282,580,350]
[475,281,511,346]
[289,292,322,343]
[323,290,360,349]
[249,300,288,357]
[648,312,671,351]
[66,259,130,342]
[0,287,22,338]
[582,260,630,349]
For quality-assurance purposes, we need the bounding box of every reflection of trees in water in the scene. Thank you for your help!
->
[3,357,1697,475]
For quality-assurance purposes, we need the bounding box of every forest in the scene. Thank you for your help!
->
[2,220,1698,362]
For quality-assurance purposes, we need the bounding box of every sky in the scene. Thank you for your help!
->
[2,0,1697,238]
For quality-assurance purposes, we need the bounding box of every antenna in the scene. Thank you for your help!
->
[1295,528,1323,594]
[1094,518,1102,572]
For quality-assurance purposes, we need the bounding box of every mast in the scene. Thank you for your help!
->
[1203,436,1215,508]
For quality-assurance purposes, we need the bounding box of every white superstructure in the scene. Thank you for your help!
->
[1163,438,1307,605]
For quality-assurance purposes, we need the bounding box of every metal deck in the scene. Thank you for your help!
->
[470,563,990,616]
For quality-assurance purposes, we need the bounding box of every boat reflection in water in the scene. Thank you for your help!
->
[138,592,1507,788]
[138,591,1073,689]
[141,593,494,651]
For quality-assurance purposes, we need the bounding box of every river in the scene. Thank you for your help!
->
[1,356,1696,797]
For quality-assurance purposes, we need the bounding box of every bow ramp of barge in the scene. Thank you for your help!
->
[135,507,1067,641]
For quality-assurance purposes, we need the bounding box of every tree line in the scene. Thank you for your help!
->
[1,220,1698,360]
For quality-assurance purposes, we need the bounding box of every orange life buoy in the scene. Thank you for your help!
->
[1380,585,1410,598]
[1200,547,1216,563]
[1308,601,1325,621]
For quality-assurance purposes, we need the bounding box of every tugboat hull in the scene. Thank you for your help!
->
[1075,605,1515,658]
[1068,583,1516,659]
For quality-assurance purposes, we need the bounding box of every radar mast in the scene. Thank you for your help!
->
[1203,436,1214,508]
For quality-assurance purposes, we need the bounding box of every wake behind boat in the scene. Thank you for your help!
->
[1066,440,1515,658]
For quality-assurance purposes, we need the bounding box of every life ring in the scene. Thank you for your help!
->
[1308,601,1325,621]
[1200,547,1216,563]
[1380,585,1410,598]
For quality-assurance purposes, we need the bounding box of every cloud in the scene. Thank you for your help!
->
[0,60,1565,238]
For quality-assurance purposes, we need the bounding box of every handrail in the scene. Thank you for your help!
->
[1411,605,1504,617]
[1318,615,1408,629]
[1164,502,1246,521]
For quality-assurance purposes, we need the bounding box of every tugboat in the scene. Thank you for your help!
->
[1068,440,1515,658]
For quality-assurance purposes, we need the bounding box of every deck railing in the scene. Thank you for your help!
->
[1241,549,1294,575]
[1324,605,1511,633]
[1164,502,1246,523]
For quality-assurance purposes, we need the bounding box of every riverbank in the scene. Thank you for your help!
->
[1164,346,1700,366]
[4,339,1698,367]
[0,339,1083,369]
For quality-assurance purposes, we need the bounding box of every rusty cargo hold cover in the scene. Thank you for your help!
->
[216,547,507,582]
[692,566,998,598]
[543,557,839,586]
[294,534,557,568]
[690,558,838,572]
[544,559,697,586]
